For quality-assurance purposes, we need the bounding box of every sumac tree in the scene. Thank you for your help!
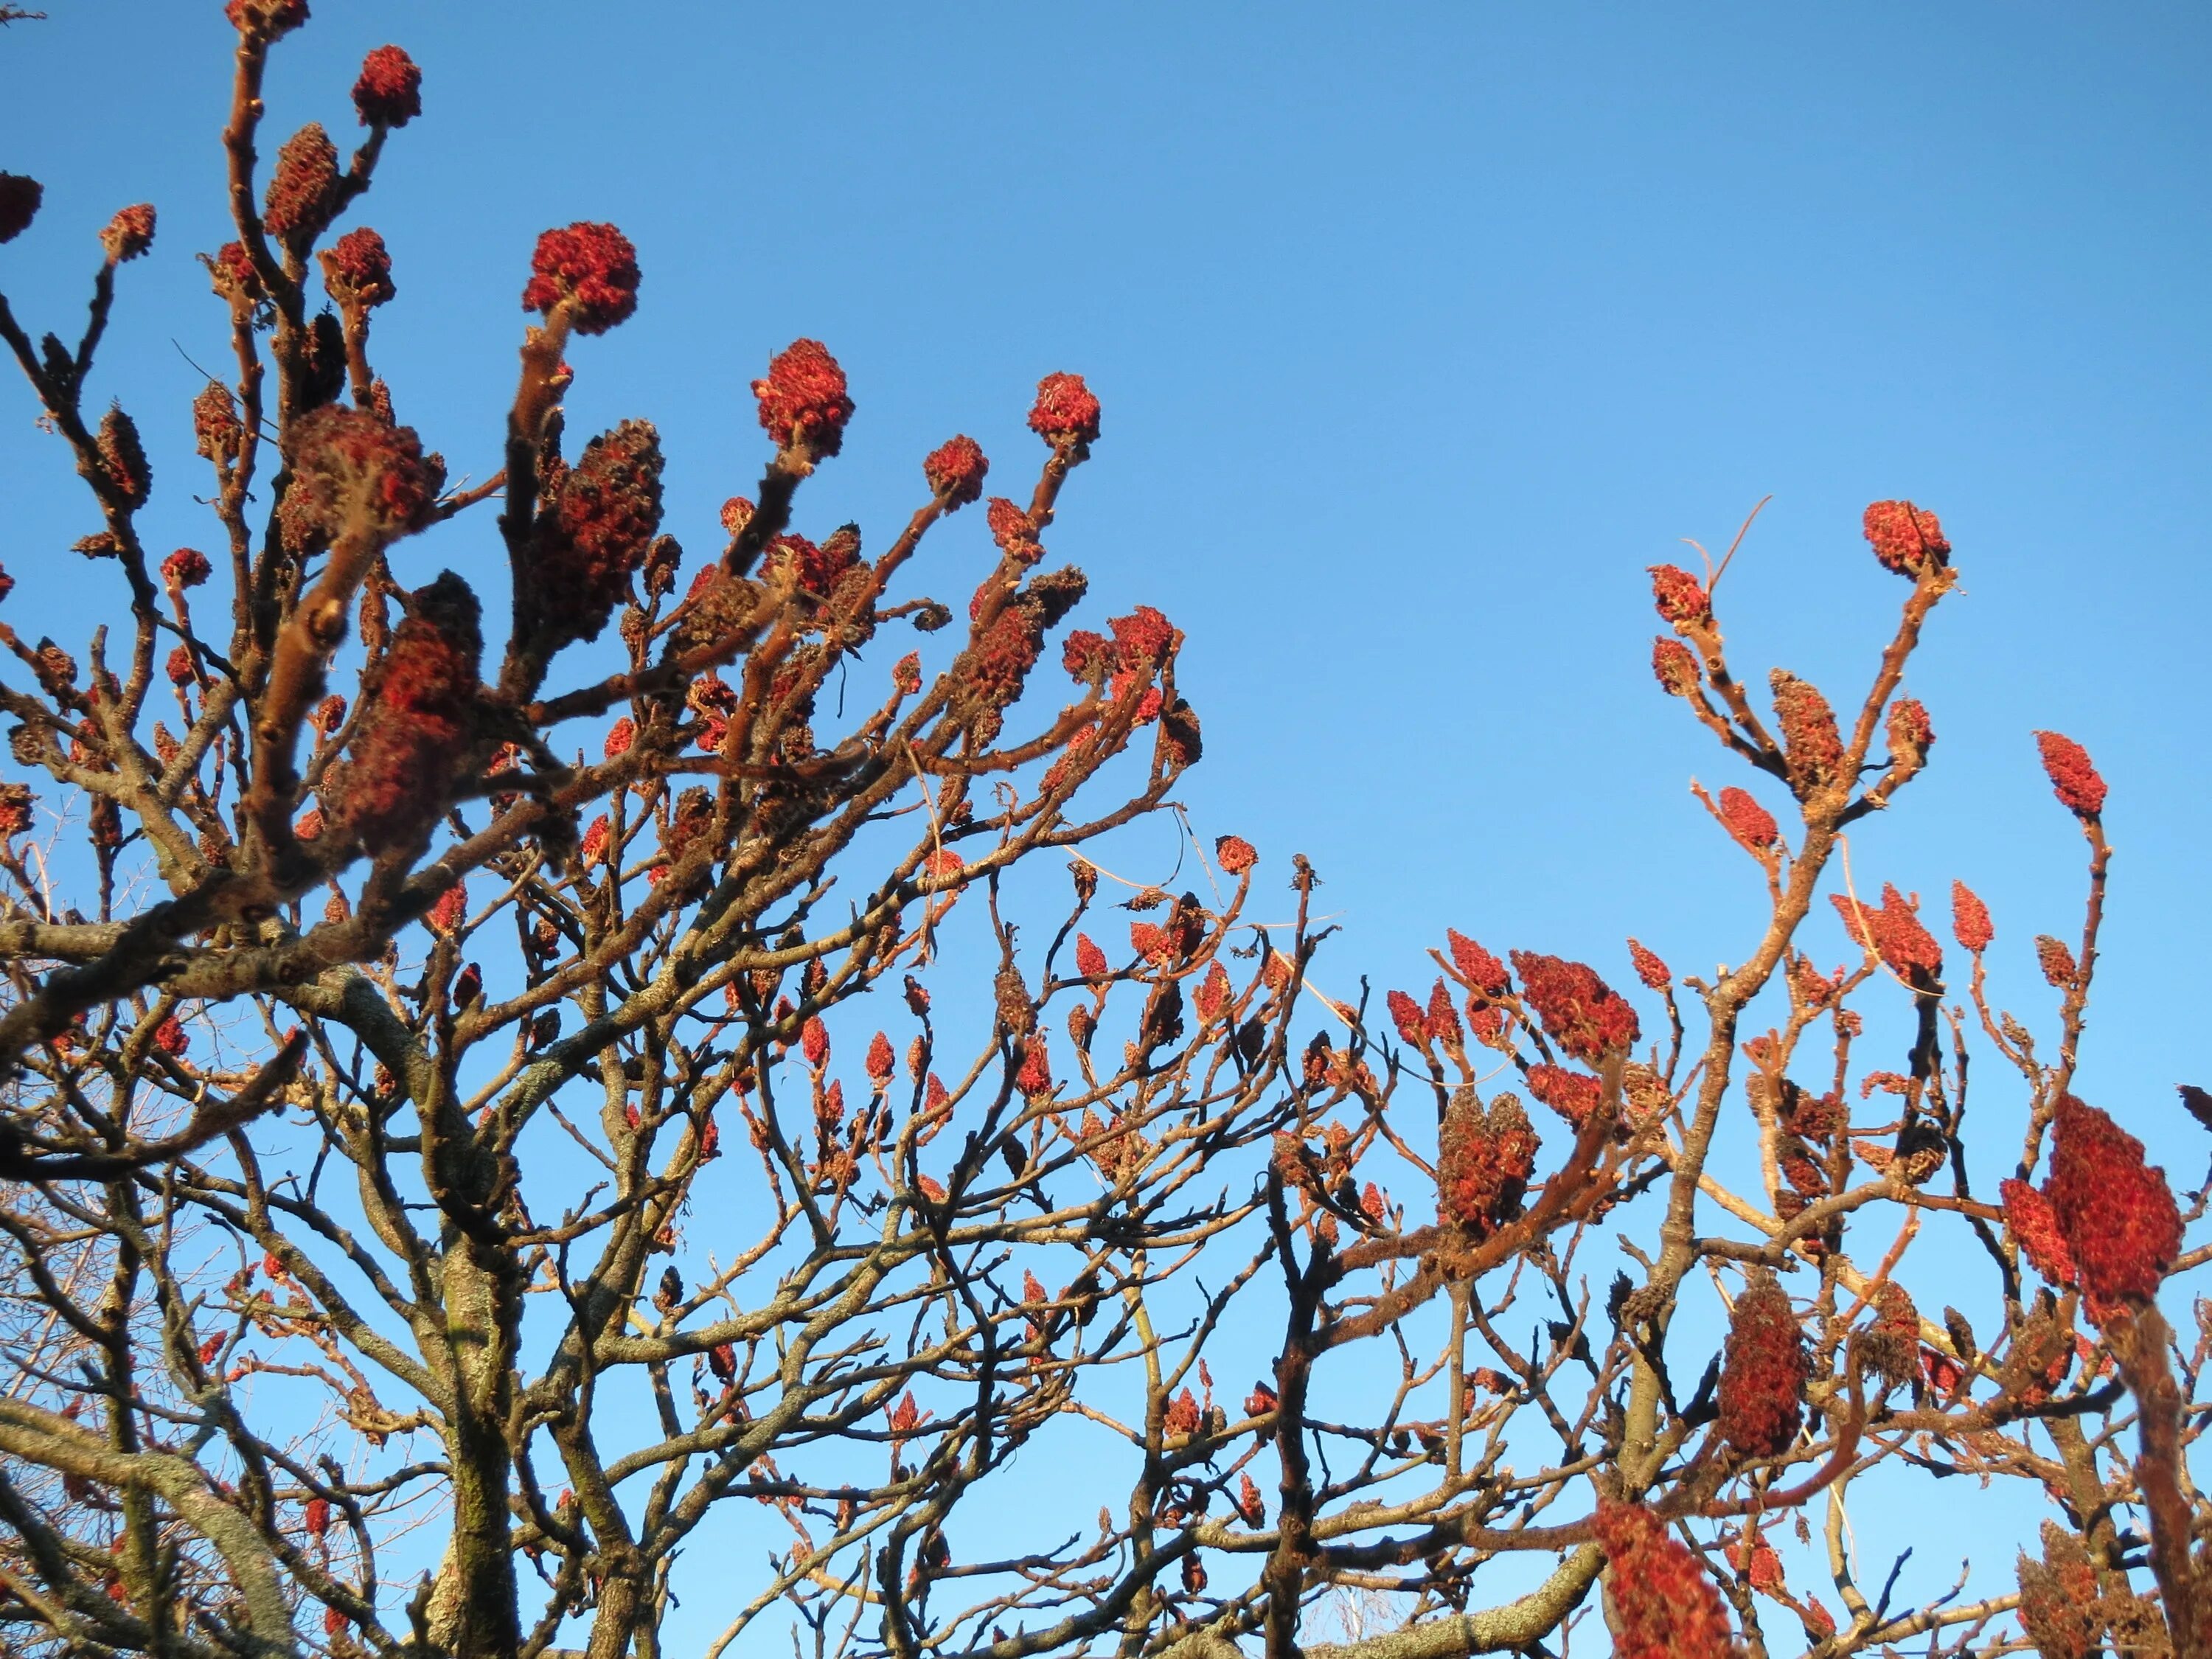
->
[0,11,2207,1659]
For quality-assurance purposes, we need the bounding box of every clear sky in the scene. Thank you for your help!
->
[4,0,2209,1641]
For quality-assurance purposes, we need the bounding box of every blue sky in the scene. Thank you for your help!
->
[4,0,2210,1641]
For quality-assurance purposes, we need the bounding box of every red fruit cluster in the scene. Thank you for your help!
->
[1769,670,1843,787]
[225,0,308,39]
[1722,1539,1784,1594]
[1627,938,1671,992]
[194,381,243,465]
[1436,1088,1539,1237]
[1999,1178,2076,1289]
[1214,835,1257,875]
[1860,1281,1920,1391]
[0,784,33,838]
[534,420,664,645]
[206,240,265,307]
[161,548,212,589]
[960,605,1045,712]
[1717,787,1778,853]
[1652,636,1700,697]
[97,408,150,508]
[1385,989,1425,1046]
[1950,880,1993,953]
[0,173,42,243]
[1647,564,1711,627]
[282,406,440,549]
[2034,731,2107,819]
[352,45,422,128]
[1109,605,1176,667]
[1593,1502,1738,1659]
[987,496,1040,561]
[923,435,988,508]
[1447,931,1510,997]
[1886,696,1933,757]
[762,527,861,598]
[100,204,156,264]
[1717,1273,1808,1458]
[1425,979,1461,1044]
[1027,372,1101,448]
[262,123,339,246]
[1015,1035,1052,1097]
[1526,1064,1603,1127]
[1862,499,1950,577]
[1509,950,1640,1065]
[580,815,610,867]
[2016,1524,2101,1659]
[2044,1094,2180,1320]
[753,338,854,456]
[327,574,481,854]
[321,226,394,308]
[1829,884,1941,982]
[523,222,641,335]
[426,885,467,934]
[2034,935,2078,987]
[1194,961,1233,1024]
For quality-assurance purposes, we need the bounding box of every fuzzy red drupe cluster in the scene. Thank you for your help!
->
[1026,371,1102,447]
[753,338,855,456]
[1436,1088,1539,1237]
[2043,1094,2180,1321]
[1717,1272,1809,1458]
[1862,498,1950,577]
[352,45,422,128]
[1593,1503,1739,1659]
[1509,950,1639,1065]
[523,222,641,335]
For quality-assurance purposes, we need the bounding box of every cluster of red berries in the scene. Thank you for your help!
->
[1027,372,1102,448]
[1717,1273,1808,1457]
[753,338,855,456]
[282,406,441,549]
[534,420,664,646]
[1592,1503,1738,1659]
[321,227,394,308]
[1768,670,1843,787]
[2041,1094,2180,1321]
[2034,731,2106,819]
[1436,1088,1539,1237]
[1862,499,1950,577]
[0,173,44,243]
[1648,564,1711,627]
[325,574,480,853]
[100,205,156,265]
[1830,883,1943,982]
[523,222,641,335]
[1509,950,1640,1065]
[263,123,339,246]
[352,45,422,128]
[923,435,988,507]
[1949,880,1993,953]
